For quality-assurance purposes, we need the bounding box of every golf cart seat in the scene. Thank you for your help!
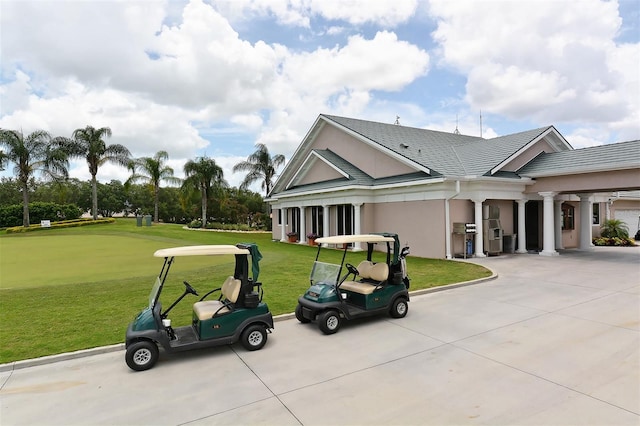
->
[340,262,389,295]
[193,276,241,320]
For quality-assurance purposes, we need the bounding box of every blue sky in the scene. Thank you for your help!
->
[1,0,638,190]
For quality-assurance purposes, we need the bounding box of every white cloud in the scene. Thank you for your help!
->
[211,0,418,27]
[1,0,429,184]
[429,0,640,143]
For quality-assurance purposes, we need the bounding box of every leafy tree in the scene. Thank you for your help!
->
[0,129,69,226]
[233,143,285,196]
[126,151,181,222]
[96,180,127,217]
[183,156,227,226]
[600,219,629,238]
[64,126,131,219]
[0,177,24,207]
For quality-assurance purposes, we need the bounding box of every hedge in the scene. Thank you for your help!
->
[0,202,82,228]
[5,218,115,234]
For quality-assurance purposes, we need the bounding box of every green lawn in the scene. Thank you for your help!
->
[0,219,491,363]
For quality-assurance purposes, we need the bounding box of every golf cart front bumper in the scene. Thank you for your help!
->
[297,296,342,321]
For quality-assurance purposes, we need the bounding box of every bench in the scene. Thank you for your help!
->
[192,276,241,320]
[340,261,389,295]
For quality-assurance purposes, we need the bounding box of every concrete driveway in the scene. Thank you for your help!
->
[1,246,638,425]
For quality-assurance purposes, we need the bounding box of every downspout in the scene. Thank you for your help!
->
[445,180,461,259]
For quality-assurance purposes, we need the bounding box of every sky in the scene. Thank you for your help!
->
[1,0,639,191]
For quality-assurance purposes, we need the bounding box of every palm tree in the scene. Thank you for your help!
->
[232,143,285,196]
[65,126,131,220]
[126,150,181,222]
[600,219,629,239]
[0,129,70,227]
[183,156,227,226]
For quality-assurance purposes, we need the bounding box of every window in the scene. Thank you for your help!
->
[291,207,300,235]
[592,203,600,225]
[561,203,575,230]
[337,204,353,235]
[311,206,323,236]
[278,209,282,225]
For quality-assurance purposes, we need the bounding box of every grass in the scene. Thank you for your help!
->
[0,219,491,363]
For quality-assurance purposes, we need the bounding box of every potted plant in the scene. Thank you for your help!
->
[286,231,298,242]
[307,232,318,246]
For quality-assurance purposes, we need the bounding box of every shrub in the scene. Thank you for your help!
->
[592,236,635,246]
[600,219,629,239]
[188,219,203,228]
[5,218,115,234]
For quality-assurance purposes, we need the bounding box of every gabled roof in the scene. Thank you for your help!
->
[270,114,572,197]
[518,139,640,177]
[320,115,570,177]
[277,148,433,197]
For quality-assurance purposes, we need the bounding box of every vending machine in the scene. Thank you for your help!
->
[483,205,503,255]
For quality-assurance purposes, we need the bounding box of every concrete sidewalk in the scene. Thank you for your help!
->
[1,246,638,425]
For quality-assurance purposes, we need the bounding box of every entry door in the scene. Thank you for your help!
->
[525,201,540,251]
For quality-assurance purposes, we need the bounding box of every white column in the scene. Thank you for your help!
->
[516,199,527,253]
[298,206,306,244]
[473,199,486,257]
[322,205,330,238]
[579,194,594,250]
[353,203,363,251]
[539,192,559,256]
[445,199,452,259]
[280,208,287,242]
[554,200,564,250]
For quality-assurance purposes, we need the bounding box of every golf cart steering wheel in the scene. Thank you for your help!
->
[183,281,199,296]
[345,263,358,276]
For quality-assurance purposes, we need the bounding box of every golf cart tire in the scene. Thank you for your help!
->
[389,297,408,319]
[318,310,341,335]
[126,340,159,372]
[295,304,311,323]
[241,324,267,351]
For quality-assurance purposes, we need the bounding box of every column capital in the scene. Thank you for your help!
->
[538,191,557,198]
[471,198,486,204]
[578,193,593,200]
[516,198,528,205]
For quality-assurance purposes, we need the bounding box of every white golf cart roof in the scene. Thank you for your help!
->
[154,245,251,258]
[315,234,395,245]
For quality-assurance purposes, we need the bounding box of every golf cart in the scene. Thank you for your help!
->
[295,233,410,334]
[125,244,273,371]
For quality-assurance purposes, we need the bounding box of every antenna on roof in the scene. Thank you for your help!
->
[394,115,400,125]
[453,114,460,134]
[479,109,483,138]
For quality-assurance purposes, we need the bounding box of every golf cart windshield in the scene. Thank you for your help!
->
[149,276,162,309]
[310,261,341,286]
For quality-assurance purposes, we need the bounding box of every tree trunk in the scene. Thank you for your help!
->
[201,190,207,226]
[21,179,30,227]
[154,185,159,223]
[91,175,98,220]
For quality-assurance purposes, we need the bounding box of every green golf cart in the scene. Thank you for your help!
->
[295,233,410,334]
[125,243,273,371]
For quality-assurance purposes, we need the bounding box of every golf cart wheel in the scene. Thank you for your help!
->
[241,324,267,351]
[126,341,159,371]
[295,304,310,323]
[318,310,341,335]
[389,297,408,319]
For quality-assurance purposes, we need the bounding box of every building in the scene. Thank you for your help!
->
[266,114,640,259]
